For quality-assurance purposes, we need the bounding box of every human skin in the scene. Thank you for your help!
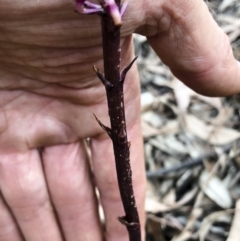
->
[0,0,239,241]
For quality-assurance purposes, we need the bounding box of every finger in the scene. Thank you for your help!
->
[91,121,146,241]
[147,0,240,96]
[42,142,103,241]
[0,150,63,241]
[0,192,24,241]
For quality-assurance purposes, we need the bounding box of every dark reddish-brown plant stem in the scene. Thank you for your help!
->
[93,1,141,240]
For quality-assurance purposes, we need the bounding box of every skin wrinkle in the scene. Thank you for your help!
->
[2,19,99,31]
[0,35,135,96]
[0,47,102,68]
[27,99,55,125]
[0,67,102,91]
[0,33,102,48]
[162,0,199,26]
[0,74,48,90]
[35,50,102,68]
[57,204,95,221]
[175,28,231,77]
[0,26,139,151]
[14,198,53,223]
[27,107,74,143]
[0,63,94,84]
[0,1,71,14]
[32,82,106,105]
[0,4,140,94]
[0,79,104,106]
[0,96,76,150]
[0,47,44,67]
[2,14,99,33]
[148,8,200,57]
[1,93,25,110]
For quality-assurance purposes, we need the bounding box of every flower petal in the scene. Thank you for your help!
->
[104,0,122,26]
[75,0,103,14]
[120,0,128,17]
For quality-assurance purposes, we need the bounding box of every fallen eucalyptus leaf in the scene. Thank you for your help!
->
[219,0,236,12]
[173,78,222,113]
[227,199,240,241]
[199,171,232,209]
[185,115,240,145]
[142,111,163,128]
[141,92,155,110]
[199,210,232,241]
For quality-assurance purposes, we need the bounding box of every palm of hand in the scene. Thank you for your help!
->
[0,1,144,241]
[0,0,142,150]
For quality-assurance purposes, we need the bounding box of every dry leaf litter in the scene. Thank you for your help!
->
[134,0,240,240]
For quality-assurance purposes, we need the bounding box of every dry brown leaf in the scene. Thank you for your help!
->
[185,114,240,145]
[145,198,171,213]
[173,79,192,113]
[176,187,199,207]
[141,120,160,138]
[173,78,222,113]
[219,0,236,11]
[172,231,193,241]
[229,29,240,43]
[199,171,232,209]
[199,210,232,241]
[145,181,171,213]
[210,107,232,125]
[149,135,188,156]
[142,111,163,128]
[226,199,240,241]
[141,120,179,138]
[146,186,198,213]
[141,92,155,111]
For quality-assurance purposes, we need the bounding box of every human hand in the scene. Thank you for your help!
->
[130,0,240,96]
[0,0,239,241]
[0,1,145,241]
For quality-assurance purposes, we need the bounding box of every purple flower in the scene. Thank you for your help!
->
[75,0,127,26]
[75,0,103,14]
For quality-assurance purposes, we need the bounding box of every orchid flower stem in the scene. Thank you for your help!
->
[75,0,141,240]
[99,10,141,241]
[97,1,142,240]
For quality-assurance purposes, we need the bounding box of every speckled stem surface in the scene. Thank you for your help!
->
[98,1,141,240]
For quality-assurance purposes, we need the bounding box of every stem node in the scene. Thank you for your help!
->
[118,216,140,227]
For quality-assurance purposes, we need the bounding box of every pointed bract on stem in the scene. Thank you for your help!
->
[120,56,138,83]
[93,114,112,138]
[93,65,113,89]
